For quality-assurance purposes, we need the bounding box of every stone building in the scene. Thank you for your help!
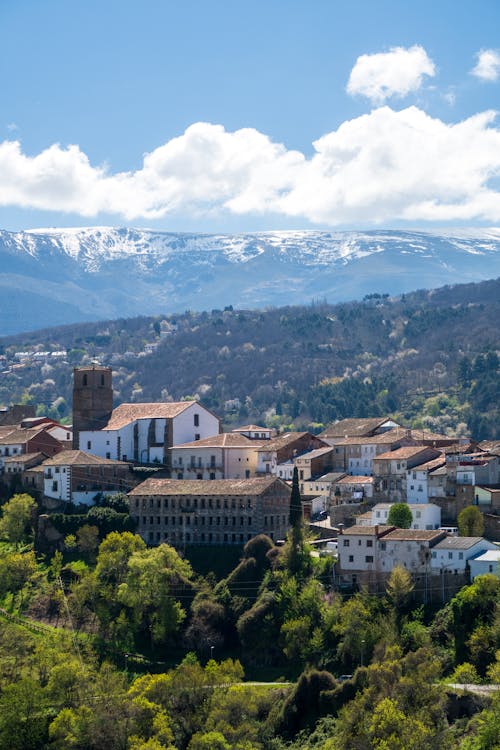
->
[40,450,138,506]
[72,366,113,448]
[170,432,264,480]
[128,477,291,546]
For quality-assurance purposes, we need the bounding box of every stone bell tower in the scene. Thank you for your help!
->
[72,366,113,448]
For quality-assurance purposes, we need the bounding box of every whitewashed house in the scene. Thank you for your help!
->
[79,401,220,466]
[430,536,498,575]
[469,550,500,580]
[41,450,135,505]
[337,525,446,580]
[360,503,442,531]
[406,456,447,504]
[232,424,273,440]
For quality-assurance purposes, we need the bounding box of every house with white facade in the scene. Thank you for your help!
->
[79,401,221,467]
[373,446,442,502]
[430,536,498,575]
[276,461,294,481]
[337,524,447,583]
[170,432,263,480]
[337,525,394,577]
[41,450,137,505]
[357,503,442,531]
[379,528,447,574]
[2,452,45,475]
[0,424,62,471]
[469,550,500,580]
[406,456,447,503]
[232,425,273,440]
[330,429,418,476]
[20,417,72,447]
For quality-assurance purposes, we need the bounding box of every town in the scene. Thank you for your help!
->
[1,363,498,602]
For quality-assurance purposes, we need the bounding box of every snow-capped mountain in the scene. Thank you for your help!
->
[1,226,500,335]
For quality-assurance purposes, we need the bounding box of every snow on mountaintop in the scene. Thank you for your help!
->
[16,225,500,272]
[2,225,500,335]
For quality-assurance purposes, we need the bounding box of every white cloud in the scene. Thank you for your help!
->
[280,107,500,224]
[471,49,500,81]
[2,107,500,226]
[346,45,436,103]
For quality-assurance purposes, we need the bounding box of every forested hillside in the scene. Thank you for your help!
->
[0,498,499,750]
[1,278,499,438]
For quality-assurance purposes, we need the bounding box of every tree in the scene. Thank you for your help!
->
[369,697,431,750]
[387,503,412,529]
[117,544,194,645]
[0,678,48,750]
[451,575,499,664]
[450,662,480,685]
[0,494,36,548]
[458,506,484,537]
[0,551,37,598]
[76,525,100,556]
[386,565,414,629]
[289,466,302,527]
[278,669,336,738]
[188,731,230,750]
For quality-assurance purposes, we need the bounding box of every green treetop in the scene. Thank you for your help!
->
[289,466,302,527]
[387,503,412,529]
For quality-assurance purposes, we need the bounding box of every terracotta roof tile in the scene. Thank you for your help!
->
[384,528,446,542]
[129,477,288,496]
[373,446,438,460]
[319,417,398,438]
[232,424,270,432]
[43,450,130,467]
[0,426,51,444]
[2,452,45,464]
[341,525,394,536]
[336,475,374,484]
[256,432,327,452]
[173,433,264,449]
[411,456,447,472]
[103,402,194,430]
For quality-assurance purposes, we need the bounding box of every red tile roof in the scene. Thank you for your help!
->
[374,446,435,460]
[336,475,374,484]
[319,417,398,438]
[129,477,288,496]
[384,529,446,542]
[43,450,129,467]
[173,433,264,449]
[103,402,193,429]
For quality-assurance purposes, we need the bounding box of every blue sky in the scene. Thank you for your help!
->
[1,0,500,232]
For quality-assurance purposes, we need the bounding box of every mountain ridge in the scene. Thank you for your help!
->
[1,226,500,334]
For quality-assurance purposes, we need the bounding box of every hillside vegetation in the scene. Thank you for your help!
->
[0,502,499,750]
[1,278,499,438]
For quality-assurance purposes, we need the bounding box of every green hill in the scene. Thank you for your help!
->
[1,278,499,439]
